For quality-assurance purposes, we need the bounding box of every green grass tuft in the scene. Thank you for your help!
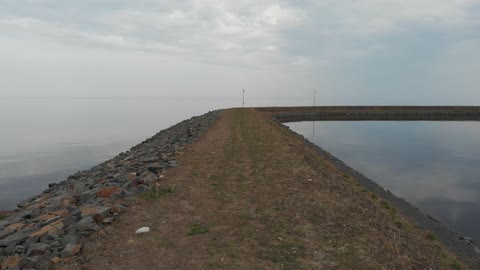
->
[426,232,436,241]
[380,200,391,209]
[380,200,397,218]
[450,260,462,270]
[139,186,176,200]
[395,220,403,229]
[188,224,208,236]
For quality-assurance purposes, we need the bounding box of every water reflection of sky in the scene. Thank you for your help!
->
[287,121,480,242]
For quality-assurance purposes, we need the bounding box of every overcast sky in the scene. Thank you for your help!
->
[1,0,480,105]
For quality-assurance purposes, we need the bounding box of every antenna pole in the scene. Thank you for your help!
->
[243,89,245,108]
[314,88,316,107]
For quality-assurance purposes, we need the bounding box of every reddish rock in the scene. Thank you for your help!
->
[98,179,107,184]
[2,255,22,269]
[0,210,15,217]
[0,222,28,239]
[95,229,107,238]
[110,205,123,214]
[28,242,50,256]
[50,256,61,264]
[96,187,122,198]
[61,258,73,265]
[61,197,76,207]
[130,179,144,187]
[23,223,35,230]
[50,209,69,218]
[33,214,57,222]
[80,206,111,222]
[4,222,27,232]
[61,244,81,258]
[25,201,44,210]
[102,217,114,224]
[105,162,116,169]
[127,173,137,180]
[40,193,51,199]
[37,201,49,209]
[62,199,71,207]
[29,220,64,237]
[101,201,114,207]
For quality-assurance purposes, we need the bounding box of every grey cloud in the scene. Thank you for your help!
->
[1,0,480,104]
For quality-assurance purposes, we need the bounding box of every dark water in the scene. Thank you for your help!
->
[0,98,239,210]
[286,121,480,242]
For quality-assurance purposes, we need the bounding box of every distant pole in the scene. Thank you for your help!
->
[313,88,316,138]
[243,89,245,108]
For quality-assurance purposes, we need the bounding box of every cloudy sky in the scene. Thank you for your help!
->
[1,0,480,105]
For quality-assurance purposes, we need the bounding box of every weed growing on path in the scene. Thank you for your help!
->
[188,224,208,236]
[426,232,436,241]
[139,186,176,200]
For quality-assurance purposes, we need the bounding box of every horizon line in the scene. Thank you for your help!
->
[0,96,312,101]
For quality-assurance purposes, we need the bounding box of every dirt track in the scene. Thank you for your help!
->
[67,109,466,270]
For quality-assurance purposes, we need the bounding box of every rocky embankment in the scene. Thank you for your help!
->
[0,110,222,270]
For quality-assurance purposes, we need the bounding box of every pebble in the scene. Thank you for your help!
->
[135,227,150,235]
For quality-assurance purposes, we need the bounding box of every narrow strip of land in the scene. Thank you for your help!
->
[258,106,480,122]
[70,109,466,269]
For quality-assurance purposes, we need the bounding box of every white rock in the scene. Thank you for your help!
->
[135,227,150,234]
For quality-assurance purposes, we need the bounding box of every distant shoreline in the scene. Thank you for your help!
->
[257,105,480,122]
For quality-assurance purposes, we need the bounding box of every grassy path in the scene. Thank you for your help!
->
[73,109,463,270]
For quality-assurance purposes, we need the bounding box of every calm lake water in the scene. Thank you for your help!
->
[0,98,242,210]
[286,121,480,242]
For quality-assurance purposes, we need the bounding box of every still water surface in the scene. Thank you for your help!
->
[286,121,480,242]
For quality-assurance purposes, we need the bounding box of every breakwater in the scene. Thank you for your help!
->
[258,106,480,122]
[0,110,222,269]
